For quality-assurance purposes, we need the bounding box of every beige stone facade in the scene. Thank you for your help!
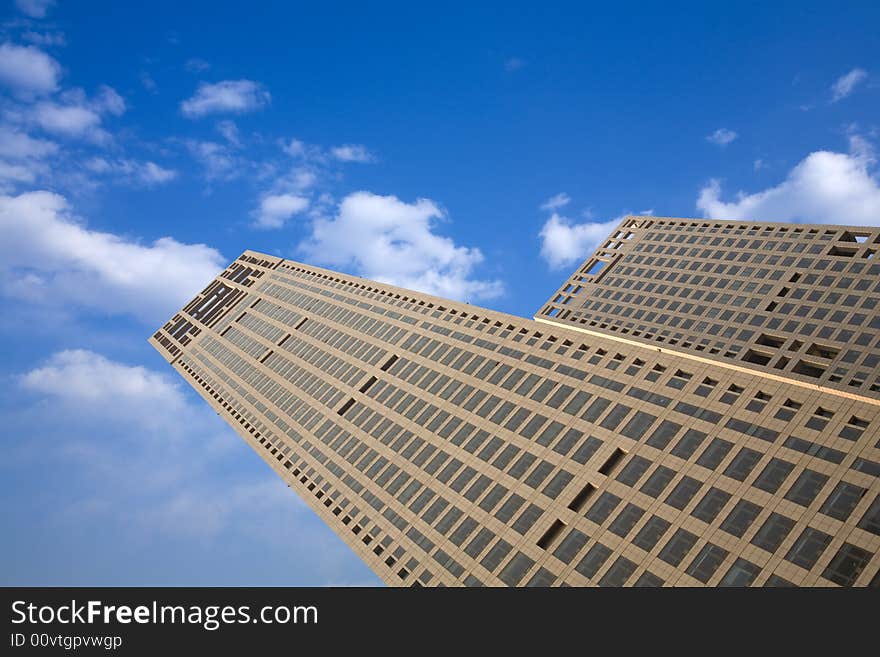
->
[150,217,880,587]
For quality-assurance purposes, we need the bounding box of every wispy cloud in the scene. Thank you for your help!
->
[330,144,374,163]
[504,57,525,72]
[14,0,55,19]
[830,68,867,102]
[540,192,571,211]
[180,79,270,118]
[706,128,737,147]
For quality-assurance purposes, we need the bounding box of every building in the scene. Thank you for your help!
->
[149,216,880,586]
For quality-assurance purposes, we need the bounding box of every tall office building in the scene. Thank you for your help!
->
[150,217,880,586]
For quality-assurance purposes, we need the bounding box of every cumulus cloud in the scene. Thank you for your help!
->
[831,68,867,102]
[300,191,503,301]
[540,192,571,211]
[0,42,61,97]
[180,79,270,118]
[15,0,54,18]
[706,128,737,146]
[539,213,619,269]
[21,349,186,422]
[697,137,880,226]
[0,126,58,160]
[330,144,374,163]
[21,86,126,143]
[0,191,225,322]
[252,193,309,229]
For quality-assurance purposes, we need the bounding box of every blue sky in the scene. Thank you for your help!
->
[0,0,878,585]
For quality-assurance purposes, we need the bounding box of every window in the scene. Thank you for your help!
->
[633,572,664,587]
[784,469,830,507]
[665,476,702,510]
[585,492,622,525]
[620,411,658,440]
[723,447,763,482]
[512,504,544,535]
[691,487,732,523]
[481,539,513,572]
[686,543,729,583]
[498,552,535,586]
[543,470,574,499]
[598,556,638,587]
[857,495,880,536]
[633,515,672,552]
[753,458,795,494]
[670,429,707,459]
[525,568,557,587]
[645,419,683,449]
[696,438,734,470]
[575,543,613,579]
[719,558,761,587]
[785,527,832,570]
[751,513,795,553]
[819,481,866,521]
[719,500,762,538]
[553,529,589,564]
[615,455,652,486]
[658,529,698,567]
[822,543,872,587]
[608,503,645,538]
[640,465,676,498]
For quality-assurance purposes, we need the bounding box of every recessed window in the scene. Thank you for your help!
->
[785,527,832,570]
[751,512,796,553]
[822,543,873,587]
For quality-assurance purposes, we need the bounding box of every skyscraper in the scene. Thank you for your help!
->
[150,216,880,586]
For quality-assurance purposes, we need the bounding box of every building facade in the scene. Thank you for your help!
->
[150,217,880,586]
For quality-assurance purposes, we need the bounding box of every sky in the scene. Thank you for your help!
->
[0,0,878,585]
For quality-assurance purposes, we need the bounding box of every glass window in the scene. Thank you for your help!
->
[658,528,698,567]
[753,458,795,494]
[632,515,671,552]
[751,512,796,553]
[640,465,676,498]
[498,552,535,586]
[719,558,761,587]
[553,528,589,564]
[615,455,652,486]
[784,527,832,570]
[620,410,658,440]
[665,476,703,510]
[585,491,622,525]
[857,494,880,536]
[685,543,729,583]
[670,428,707,459]
[608,503,645,538]
[691,487,732,523]
[598,556,637,587]
[575,543,613,580]
[512,504,544,535]
[819,481,866,521]
[696,437,734,470]
[719,499,762,538]
[633,571,664,587]
[784,469,830,507]
[723,447,763,482]
[645,419,683,450]
[821,543,873,587]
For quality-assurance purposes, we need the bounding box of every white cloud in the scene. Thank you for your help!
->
[22,86,125,143]
[184,140,238,181]
[0,42,61,97]
[216,119,241,146]
[0,191,225,322]
[252,193,309,229]
[330,144,374,163]
[180,79,270,118]
[92,85,126,115]
[540,192,571,211]
[831,68,867,103]
[84,158,177,186]
[140,72,158,93]
[21,31,66,47]
[15,0,54,18]
[185,58,210,73]
[0,126,57,160]
[21,349,186,422]
[754,158,768,171]
[706,128,737,147]
[300,191,503,302]
[539,213,618,269]
[696,137,880,226]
